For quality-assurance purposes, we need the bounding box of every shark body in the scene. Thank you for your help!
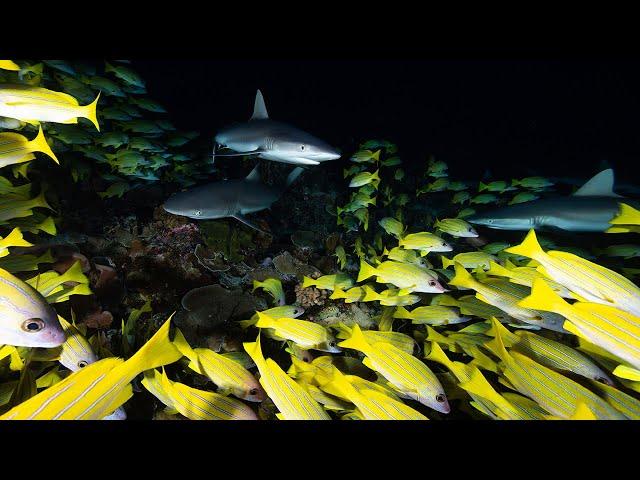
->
[467,169,640,232]
[214,90,341,166]
[163,165,304,232]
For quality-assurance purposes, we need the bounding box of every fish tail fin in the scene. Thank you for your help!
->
[126,316,182,373]
[329,287,346,300]
[448,262,475,289]
[372,169,380,182]
[370,196,377,207]
[254,311,275,329]
[32,190,53,212]
[1,227,32,248]
[424,340,453,368]
[361,284,380,302]
[393,306,411,319]
[36,216,57,235]
[57,260,87,285]
[441,256,453,269]
[517,277,568,314]
[504,229,544,260]
[372,150,381,162]
[478,182,488,192]
[104,61,114,73]
[425,325,449,344]
[382,247,390,256]
[511,179,520,187]
[238,318,257,329]
[171,327,197,361]
[337,324,370,352]
[29,126,58,164]
[357,259,377,282]
[243,333,266,369]
[613,203,640,225]
[302,276,316,288]
[82,91,101,131]
[486,261,512,278]
[486,318,519,347]
[483,317,511,362]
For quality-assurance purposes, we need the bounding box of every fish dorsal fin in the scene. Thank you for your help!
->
[251,89,269,120]
[573,169,622,197]
[245,164,261,182]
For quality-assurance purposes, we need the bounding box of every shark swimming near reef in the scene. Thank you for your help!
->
[213,90,341,166]
[163,164,304,233]
[467,169,640,232]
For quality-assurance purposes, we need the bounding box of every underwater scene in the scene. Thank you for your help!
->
[1,58,640,420]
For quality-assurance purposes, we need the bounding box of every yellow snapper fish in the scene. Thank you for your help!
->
[441,251,497,270]
[0,265,65,348]
[361,284,421,307]
[333,322,416,354]
[505,229,640,316]
[238,305,305,329]
[244,333,330,420]
[329,286,365,303]
[172,329,265,402]
[484,318,625,420]
[0,60,20,71]
[0,126,58,168]
[338,324,450,413]
[254,311,341,353]
[0,84,100,130]
[321,366,428,420]
[518,277,640,371]
[397,232,452,255]
[486,318,614,385]
[349,169,380,188]
[358,259,447,293]
[58,316,98,371]
[425,341,543,420]
[383,246,432,267]
[145,368,258,420]
[449,262,567,333]
[485,260,574,299]
[394,305,470,326]
[0,317,182,420]
[434,218,479,238]
[252,278,285,305]
[588,379,640,420]
[302,274,354,291]
[378,217,405,238]
[433,293,512,323]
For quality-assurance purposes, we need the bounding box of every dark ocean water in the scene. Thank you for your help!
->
[133,59,640,182]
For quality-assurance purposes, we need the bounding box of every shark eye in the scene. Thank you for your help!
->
[22,318,45,332]
[300,145,306,151]
[194,210,202,216]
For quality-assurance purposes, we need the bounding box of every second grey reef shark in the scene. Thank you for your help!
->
[468,169,640,232]
[163,164,304,233]
[213,90,341,166]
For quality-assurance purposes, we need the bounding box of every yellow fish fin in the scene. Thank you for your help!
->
[82,91,101,131]
[517,277,568,313]
[612,365,640,381]
[357,259,378,283]
[448,262,475,289]
[124,315,182,374]
[483,317,511,363]
[504,229,544,260]
[337,324,370,352]
[29,126,58,164]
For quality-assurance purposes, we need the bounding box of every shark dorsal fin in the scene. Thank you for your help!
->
[573,169,621,197]
[246,164,261,182]
[251,89,269,120]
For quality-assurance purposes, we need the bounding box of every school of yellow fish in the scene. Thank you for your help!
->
[1,59,640,420]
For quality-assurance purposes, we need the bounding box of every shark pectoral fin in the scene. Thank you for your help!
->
[232,213,272,236]
[213,150,265,157]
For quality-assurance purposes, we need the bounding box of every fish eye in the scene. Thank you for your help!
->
[78,360,89,368]
[442,242,447,246]
[249,388,259,396]
[194,210,202,216]
[300,145,306,151]
[436,394,446,403]
[429,280,436,286]
[329,340,337,347]
[22,318,45,332]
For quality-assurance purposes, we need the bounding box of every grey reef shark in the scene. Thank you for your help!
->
[467,169,640,232]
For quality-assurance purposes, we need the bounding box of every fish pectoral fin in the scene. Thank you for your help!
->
[214,150,265,157]
[232,213,271,236]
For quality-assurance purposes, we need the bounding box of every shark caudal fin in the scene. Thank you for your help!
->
[573,169,621,198]
[251,89,269,120]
